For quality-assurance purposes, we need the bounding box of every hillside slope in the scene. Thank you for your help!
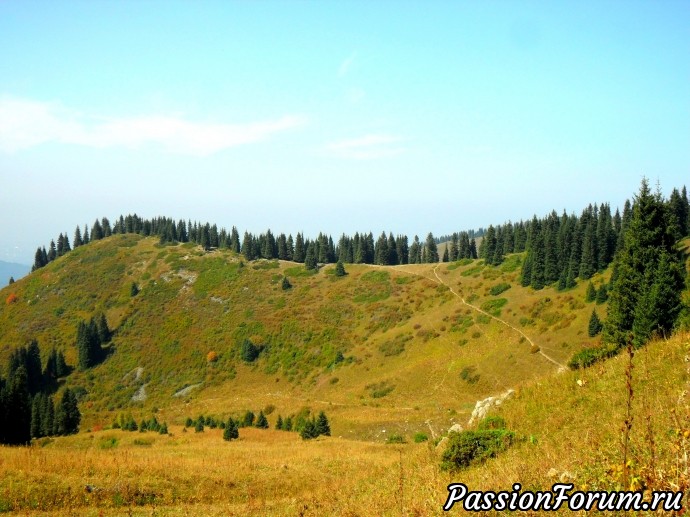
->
[0,234,609,437]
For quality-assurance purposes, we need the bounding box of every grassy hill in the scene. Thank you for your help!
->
[0,234,607,440]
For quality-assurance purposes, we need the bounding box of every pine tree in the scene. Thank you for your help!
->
[95,313,111,344]
[223,417,239,440]
[55,388,80,435]
[424,233,439,263]
[442,247,449,262]
[585,282,597,302]
[604,179,684,349]
[315,411,331,436]
[595,284,608,304]
[281,276,292,290]
[276,415,284,430]
[304,243,318,270]
[73,226,83,248]
[5,366,31,444]
[294,233,305,263]
[284,416,293,431]
[588,309,603,337]
[255,411,269,429]
[242,410,255,427]
[449,233,459,262]
[335,260,346,277]
[300,418,318,440]
[131,282,139,296]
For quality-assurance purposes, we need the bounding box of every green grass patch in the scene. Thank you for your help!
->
[461,265,483,277]
[190,259,241,297]
[480,298,508,317]
[284,266,317,278]
[378,333,412,356]
[366,381,395,398]
[447,258,474,270]
[500,254,523,273]
[252,260,280,270]
[489,282,511,296]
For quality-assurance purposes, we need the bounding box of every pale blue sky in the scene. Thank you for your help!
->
[1,1,688,264]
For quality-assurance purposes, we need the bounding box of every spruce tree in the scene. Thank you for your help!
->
[223,417,239,440]
[276,415,284,430]
[585,282,597,302]
[335,260,346,277]
[292,233,305,263]
[255,410,269,429]
[281,276,292,290]
[315,411,331,436]
[242,410,255,427]
[588,309,603,337]
[604,179,684,349]
[304,243,317,270]
[595,284,608,304]
[300,418,318,440]
[424,233,439,263]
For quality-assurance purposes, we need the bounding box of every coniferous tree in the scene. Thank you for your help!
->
[276,414,284,430]
[223,417,239,440]
[255,410,269,429]
[585,282,597,303]
[5,366,31,444]
[300,418,318,440]
[315,411,331,436]
[595,284,608,304]
[449,233,459,262]
[442,247,449,263]
[335,260,346,277]
[304,243,318,270]
[604,179,684,349]
[242,410,255,427]
[73,226,83,248]
[281,276,292,290]
[588,309,603,337]
[91,219,104,241]
[424,233,439,263]
[47,240,57,262]
[294,233,305,263]
[284,416,293,431]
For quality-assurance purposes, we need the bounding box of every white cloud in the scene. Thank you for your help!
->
[0,96,305,156]
[327,134,406,160]
[338,52,357,78]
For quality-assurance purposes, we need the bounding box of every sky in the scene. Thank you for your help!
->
[1,1,688,265]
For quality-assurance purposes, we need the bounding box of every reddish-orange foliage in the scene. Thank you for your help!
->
[6,293,17,305]
[207,351,218,362]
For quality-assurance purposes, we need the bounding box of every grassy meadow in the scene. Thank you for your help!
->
[1,235,687,515]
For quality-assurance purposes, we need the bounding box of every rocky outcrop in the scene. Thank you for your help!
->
[468,389,515,426]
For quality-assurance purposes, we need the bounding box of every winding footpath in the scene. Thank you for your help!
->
[431,264,567,372]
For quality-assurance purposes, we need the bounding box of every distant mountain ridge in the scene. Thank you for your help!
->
[0,260,30,283]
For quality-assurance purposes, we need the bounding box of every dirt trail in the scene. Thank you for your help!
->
[431,264,567,371]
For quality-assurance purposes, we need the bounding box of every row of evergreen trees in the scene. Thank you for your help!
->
[32,214,475,272]
[183,409,331,441]
[0,341,79,445]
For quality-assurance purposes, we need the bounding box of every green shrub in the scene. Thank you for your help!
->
[441,429,515,471]
[386,433,406,444]
[413,432,428,443]
[489,283,511,296]
[568,344,619,369]
[477,416,506,430]
[479,298,508,317]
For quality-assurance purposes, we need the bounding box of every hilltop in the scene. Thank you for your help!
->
[0,233,607,438]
